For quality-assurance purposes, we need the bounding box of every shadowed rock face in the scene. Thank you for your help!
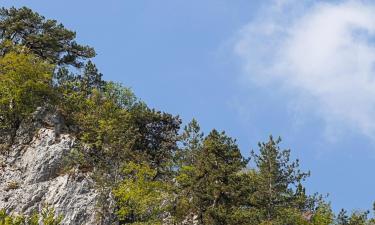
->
[0,108,109,225]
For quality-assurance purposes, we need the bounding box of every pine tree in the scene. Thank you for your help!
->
[178,119,204,167]
[336,209,349,225]
[177,130,248,224]
[79,60,105,95]
[0,7,95,68]
[250,136,311,222]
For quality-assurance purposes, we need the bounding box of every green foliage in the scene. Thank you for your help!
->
[0,209,24,225]
[128,105,180,177]
[0,7,95,67]
[0,207,62,225]
[175,129,248,224]
[40,208,63,225]
[178,119,204,167]
[112,162,171,225]
[0,51,54,133]
[311,203,334,225]
[78,60,105,95]
[335,209,373,225]
[104,81,137,109]
[250,136,312,222]
[59,82,137,179]
[174,134,324,225]
[273,207,310,225]
[336,209,350,225]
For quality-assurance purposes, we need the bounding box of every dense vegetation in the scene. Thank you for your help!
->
[0,6,374,225]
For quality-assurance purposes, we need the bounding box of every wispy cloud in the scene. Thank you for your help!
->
[234,0,375,140]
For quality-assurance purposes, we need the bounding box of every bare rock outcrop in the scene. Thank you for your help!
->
[0,107,107,224]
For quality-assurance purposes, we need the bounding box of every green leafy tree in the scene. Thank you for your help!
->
[0,51,54,145]
[103,82,137,109]
[112,162,171,225]
[62,85,136,177]
[347,212,369,225]
[310,203,334,225]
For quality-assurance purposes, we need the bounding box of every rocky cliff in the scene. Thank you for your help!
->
[0,107,107,225]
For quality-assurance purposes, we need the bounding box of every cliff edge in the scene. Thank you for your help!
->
[0,107,105,225]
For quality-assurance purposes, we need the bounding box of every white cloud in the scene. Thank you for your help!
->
[234,0,375,139]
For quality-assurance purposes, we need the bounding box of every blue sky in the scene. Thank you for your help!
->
[3,0,375,212]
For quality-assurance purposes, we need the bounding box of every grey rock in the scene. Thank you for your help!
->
[0,108,110,225]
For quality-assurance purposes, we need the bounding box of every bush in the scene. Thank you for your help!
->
[0,207,62,225]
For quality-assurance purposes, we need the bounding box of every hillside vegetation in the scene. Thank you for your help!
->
[0,7,373,225]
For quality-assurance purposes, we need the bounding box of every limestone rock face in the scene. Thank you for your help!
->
[0,108,106,225]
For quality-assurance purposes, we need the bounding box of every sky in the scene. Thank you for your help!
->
[3,0,375,213]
